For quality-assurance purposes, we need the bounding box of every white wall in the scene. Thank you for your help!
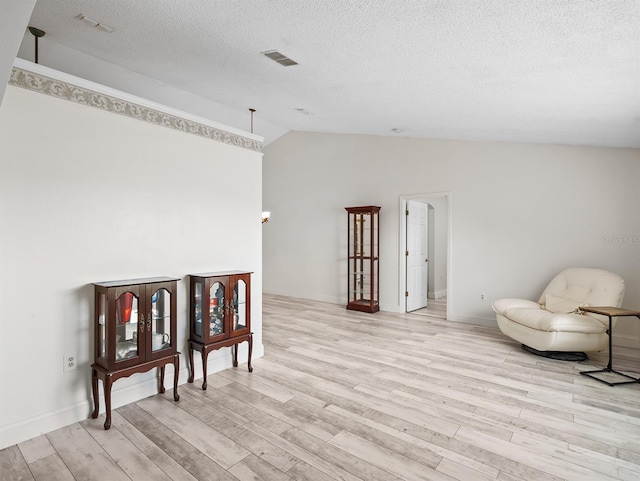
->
[0,70,263,449]
[0,0,35,106]
[263,131,640,342]
[425,197,448,298]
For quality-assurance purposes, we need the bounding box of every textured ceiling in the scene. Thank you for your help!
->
[23,0,640,147]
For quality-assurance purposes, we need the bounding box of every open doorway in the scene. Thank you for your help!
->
[399,193,450,318]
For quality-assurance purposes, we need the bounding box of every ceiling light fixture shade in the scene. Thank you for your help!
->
[28,26,45,37]
[262,211,271,224]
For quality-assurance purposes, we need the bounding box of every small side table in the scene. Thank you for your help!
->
[580,306,640,386]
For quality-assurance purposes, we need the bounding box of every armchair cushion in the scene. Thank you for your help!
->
[493,298,605,333]
[544,294,588,314]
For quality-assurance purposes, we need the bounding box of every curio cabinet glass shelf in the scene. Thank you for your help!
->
[345,206,380,313]
[91,276,180,430]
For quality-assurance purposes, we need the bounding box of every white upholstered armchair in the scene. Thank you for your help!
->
[492,268,625,360]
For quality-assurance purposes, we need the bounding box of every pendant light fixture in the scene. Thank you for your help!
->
[28,26,45,64]
[249,108,256,134]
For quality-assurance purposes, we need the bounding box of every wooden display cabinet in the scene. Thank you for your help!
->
[346,206,380,313]
[187,270,253,389]
[91,277,180,430]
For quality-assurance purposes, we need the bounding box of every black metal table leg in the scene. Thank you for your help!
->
[580,313,640,386]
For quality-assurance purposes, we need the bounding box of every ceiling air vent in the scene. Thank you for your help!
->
[262,50,298,67]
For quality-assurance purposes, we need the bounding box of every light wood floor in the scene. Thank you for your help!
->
[410,297,447,319]
[3,294,640,481]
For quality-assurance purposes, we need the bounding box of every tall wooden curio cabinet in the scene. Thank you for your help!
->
[187,271,253,390]
[346,206,380,313]
[91,277,180,430]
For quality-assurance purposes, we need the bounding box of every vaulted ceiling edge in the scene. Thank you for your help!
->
[8,67,263,152]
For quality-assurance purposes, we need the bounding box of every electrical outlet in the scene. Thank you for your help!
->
[64,354,77,372]
[480,293,486,301]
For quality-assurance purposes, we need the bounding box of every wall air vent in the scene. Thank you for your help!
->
[262,50,298,67]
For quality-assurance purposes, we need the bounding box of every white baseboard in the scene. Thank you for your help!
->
[380,303,404,314]
[264,289,404,314]
[612,335,640,349]
[263,288,340,305]
[0,343,263,450]
[428,289,447,299]
[446,313,498,328]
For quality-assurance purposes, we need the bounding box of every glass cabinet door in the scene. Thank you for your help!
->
[371,211,379,304]
[151,288,171,352]
[209,281,225,338]
[232,279,247,331]
[193,280,203,338]
[115,291,139,361]
[96,292,107,362]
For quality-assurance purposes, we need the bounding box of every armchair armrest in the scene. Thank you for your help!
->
[492,298,541,315]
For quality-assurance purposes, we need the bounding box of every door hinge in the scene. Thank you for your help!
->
[405,209,409,216]
[405,291,409,297]
[405,250,409,256]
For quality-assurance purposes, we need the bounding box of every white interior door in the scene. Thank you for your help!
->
[406,200,428,311]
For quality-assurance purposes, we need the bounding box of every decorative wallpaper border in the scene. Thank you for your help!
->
[9,67,262,152]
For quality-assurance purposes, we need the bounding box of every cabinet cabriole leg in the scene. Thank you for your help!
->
[187,347,195,383]
[91,368,99,419]
[201,350,208,390]
[173,354,180,401]
[159,365,166,394]
[103,375,113,430]
[233,343,239,367]
[247,333,253,373]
